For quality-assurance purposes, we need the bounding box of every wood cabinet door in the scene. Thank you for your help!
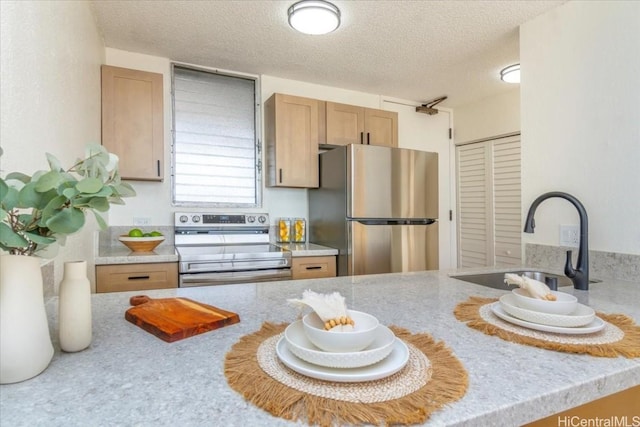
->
[365,108,398,147]
[326,102,365,146]
[101,65,164,181]
[265,93,319,188]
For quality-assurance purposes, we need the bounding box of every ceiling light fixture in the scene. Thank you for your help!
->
[288,0,341,35]
[500,64,520,84]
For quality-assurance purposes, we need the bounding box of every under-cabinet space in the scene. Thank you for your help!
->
[291,256,337,280]
[96,262,178,293]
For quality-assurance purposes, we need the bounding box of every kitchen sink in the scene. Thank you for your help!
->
[450,270,600,291]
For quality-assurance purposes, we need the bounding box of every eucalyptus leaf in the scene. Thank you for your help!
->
[76,177,103,194]
[4,172,31,184]
[40,194,67,224]
[92,211,108,229]
[86,186,113,198]
[46,207,85,234]
[62,187,79,199]
[24,231,55,245]
[18,182,41,208]
[88,197,109,212]
[114,183,136,197]
[46,153,63,172]
[34,170,64,192]
[108,196,124,205]
[0,222,28,248]
[0,178,8,201]
[0,208,7,222]
[1,187,19,210]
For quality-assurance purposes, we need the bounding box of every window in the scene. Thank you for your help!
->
[171,65,261,207]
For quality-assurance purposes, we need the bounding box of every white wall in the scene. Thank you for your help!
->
[0,0,105,287]
[521,0,640,255]
[454,89,520,144]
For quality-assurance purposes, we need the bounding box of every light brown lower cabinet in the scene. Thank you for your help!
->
[291,256,336,280]
[524,385,639,426]
[96,262,178,293]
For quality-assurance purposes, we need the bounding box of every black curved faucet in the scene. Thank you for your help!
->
[523,192,589,290]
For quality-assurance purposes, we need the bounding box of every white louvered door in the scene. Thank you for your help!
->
[492,137,521,266]
[456,135,521,268]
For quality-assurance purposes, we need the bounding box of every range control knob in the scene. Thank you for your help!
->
[192,215,201,223]
[179,215,188,223]
[258,215,267,224]
[247,216,256,223]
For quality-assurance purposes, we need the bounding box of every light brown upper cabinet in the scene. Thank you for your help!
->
[265,93,320,188]
[101,65,164,181]
[325,101,398,147]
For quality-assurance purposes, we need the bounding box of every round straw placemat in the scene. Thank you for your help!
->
[224,322,468,426]
[454,296,640,358]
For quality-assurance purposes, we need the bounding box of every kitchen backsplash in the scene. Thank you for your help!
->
[525,243,640,282]
[98,226,175,247]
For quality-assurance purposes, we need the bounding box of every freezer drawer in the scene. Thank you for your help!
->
[347,221,438,276]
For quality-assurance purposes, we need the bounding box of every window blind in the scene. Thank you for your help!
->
[172,66,259,206]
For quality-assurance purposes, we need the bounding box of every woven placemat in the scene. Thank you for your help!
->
[224,322,468,426]
[454,296,640,358]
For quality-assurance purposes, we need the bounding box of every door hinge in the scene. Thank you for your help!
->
[449,210,453,221]
[449,128,452,139]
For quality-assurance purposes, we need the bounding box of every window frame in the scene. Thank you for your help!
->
[170,63,262,208]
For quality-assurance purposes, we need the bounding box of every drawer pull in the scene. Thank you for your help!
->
[305,266,323,270]
[128,275,151,280]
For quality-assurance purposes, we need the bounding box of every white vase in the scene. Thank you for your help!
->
[58,260,92,352]
[0,255,54,384]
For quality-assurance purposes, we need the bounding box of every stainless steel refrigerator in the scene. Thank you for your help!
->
[309,144,438,276]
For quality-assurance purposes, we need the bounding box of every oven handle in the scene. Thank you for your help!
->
[180,268,292,287]
[180,258,291,273]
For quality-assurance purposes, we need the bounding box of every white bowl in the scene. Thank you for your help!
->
[302,310,379,353]
[511,288,578,315]
[500,294,595,327]
[285,320,395,368]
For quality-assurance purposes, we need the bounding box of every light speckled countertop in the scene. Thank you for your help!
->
[2,268,638,426]
[95,240,337,265]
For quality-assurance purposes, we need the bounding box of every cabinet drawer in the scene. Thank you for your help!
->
[291,256,336,280]
[96,263,178,293]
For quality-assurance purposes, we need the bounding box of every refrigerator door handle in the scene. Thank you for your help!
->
[354,219,437,226]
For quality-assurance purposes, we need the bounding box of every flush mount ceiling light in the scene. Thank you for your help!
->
[288,0,341,35]
[500,64,521,84]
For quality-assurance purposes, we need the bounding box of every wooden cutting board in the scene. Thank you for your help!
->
[125,295,240,342]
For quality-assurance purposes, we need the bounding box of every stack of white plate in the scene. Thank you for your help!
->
[275,320,409,382]
[491,291,605,334]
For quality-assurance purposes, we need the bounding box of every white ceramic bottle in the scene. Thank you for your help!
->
[58,260,92,352]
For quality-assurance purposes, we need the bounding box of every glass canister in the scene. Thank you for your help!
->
[292,218,306,243]
[277,218,291,243]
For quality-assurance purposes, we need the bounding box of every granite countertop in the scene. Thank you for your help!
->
[2,268,638,426]
[275,242,338,257]
[96,241,337,265]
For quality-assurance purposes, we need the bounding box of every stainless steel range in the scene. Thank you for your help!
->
[174,212,291,287]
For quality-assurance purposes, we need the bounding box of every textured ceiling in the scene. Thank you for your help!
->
[90,0,565,108]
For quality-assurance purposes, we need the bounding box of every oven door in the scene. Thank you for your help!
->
[180,268,292,287]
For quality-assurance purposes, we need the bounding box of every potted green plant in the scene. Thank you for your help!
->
[0,144,135,383]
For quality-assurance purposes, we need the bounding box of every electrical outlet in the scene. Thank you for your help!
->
[133,217,151,226]
[559,225,580,247]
